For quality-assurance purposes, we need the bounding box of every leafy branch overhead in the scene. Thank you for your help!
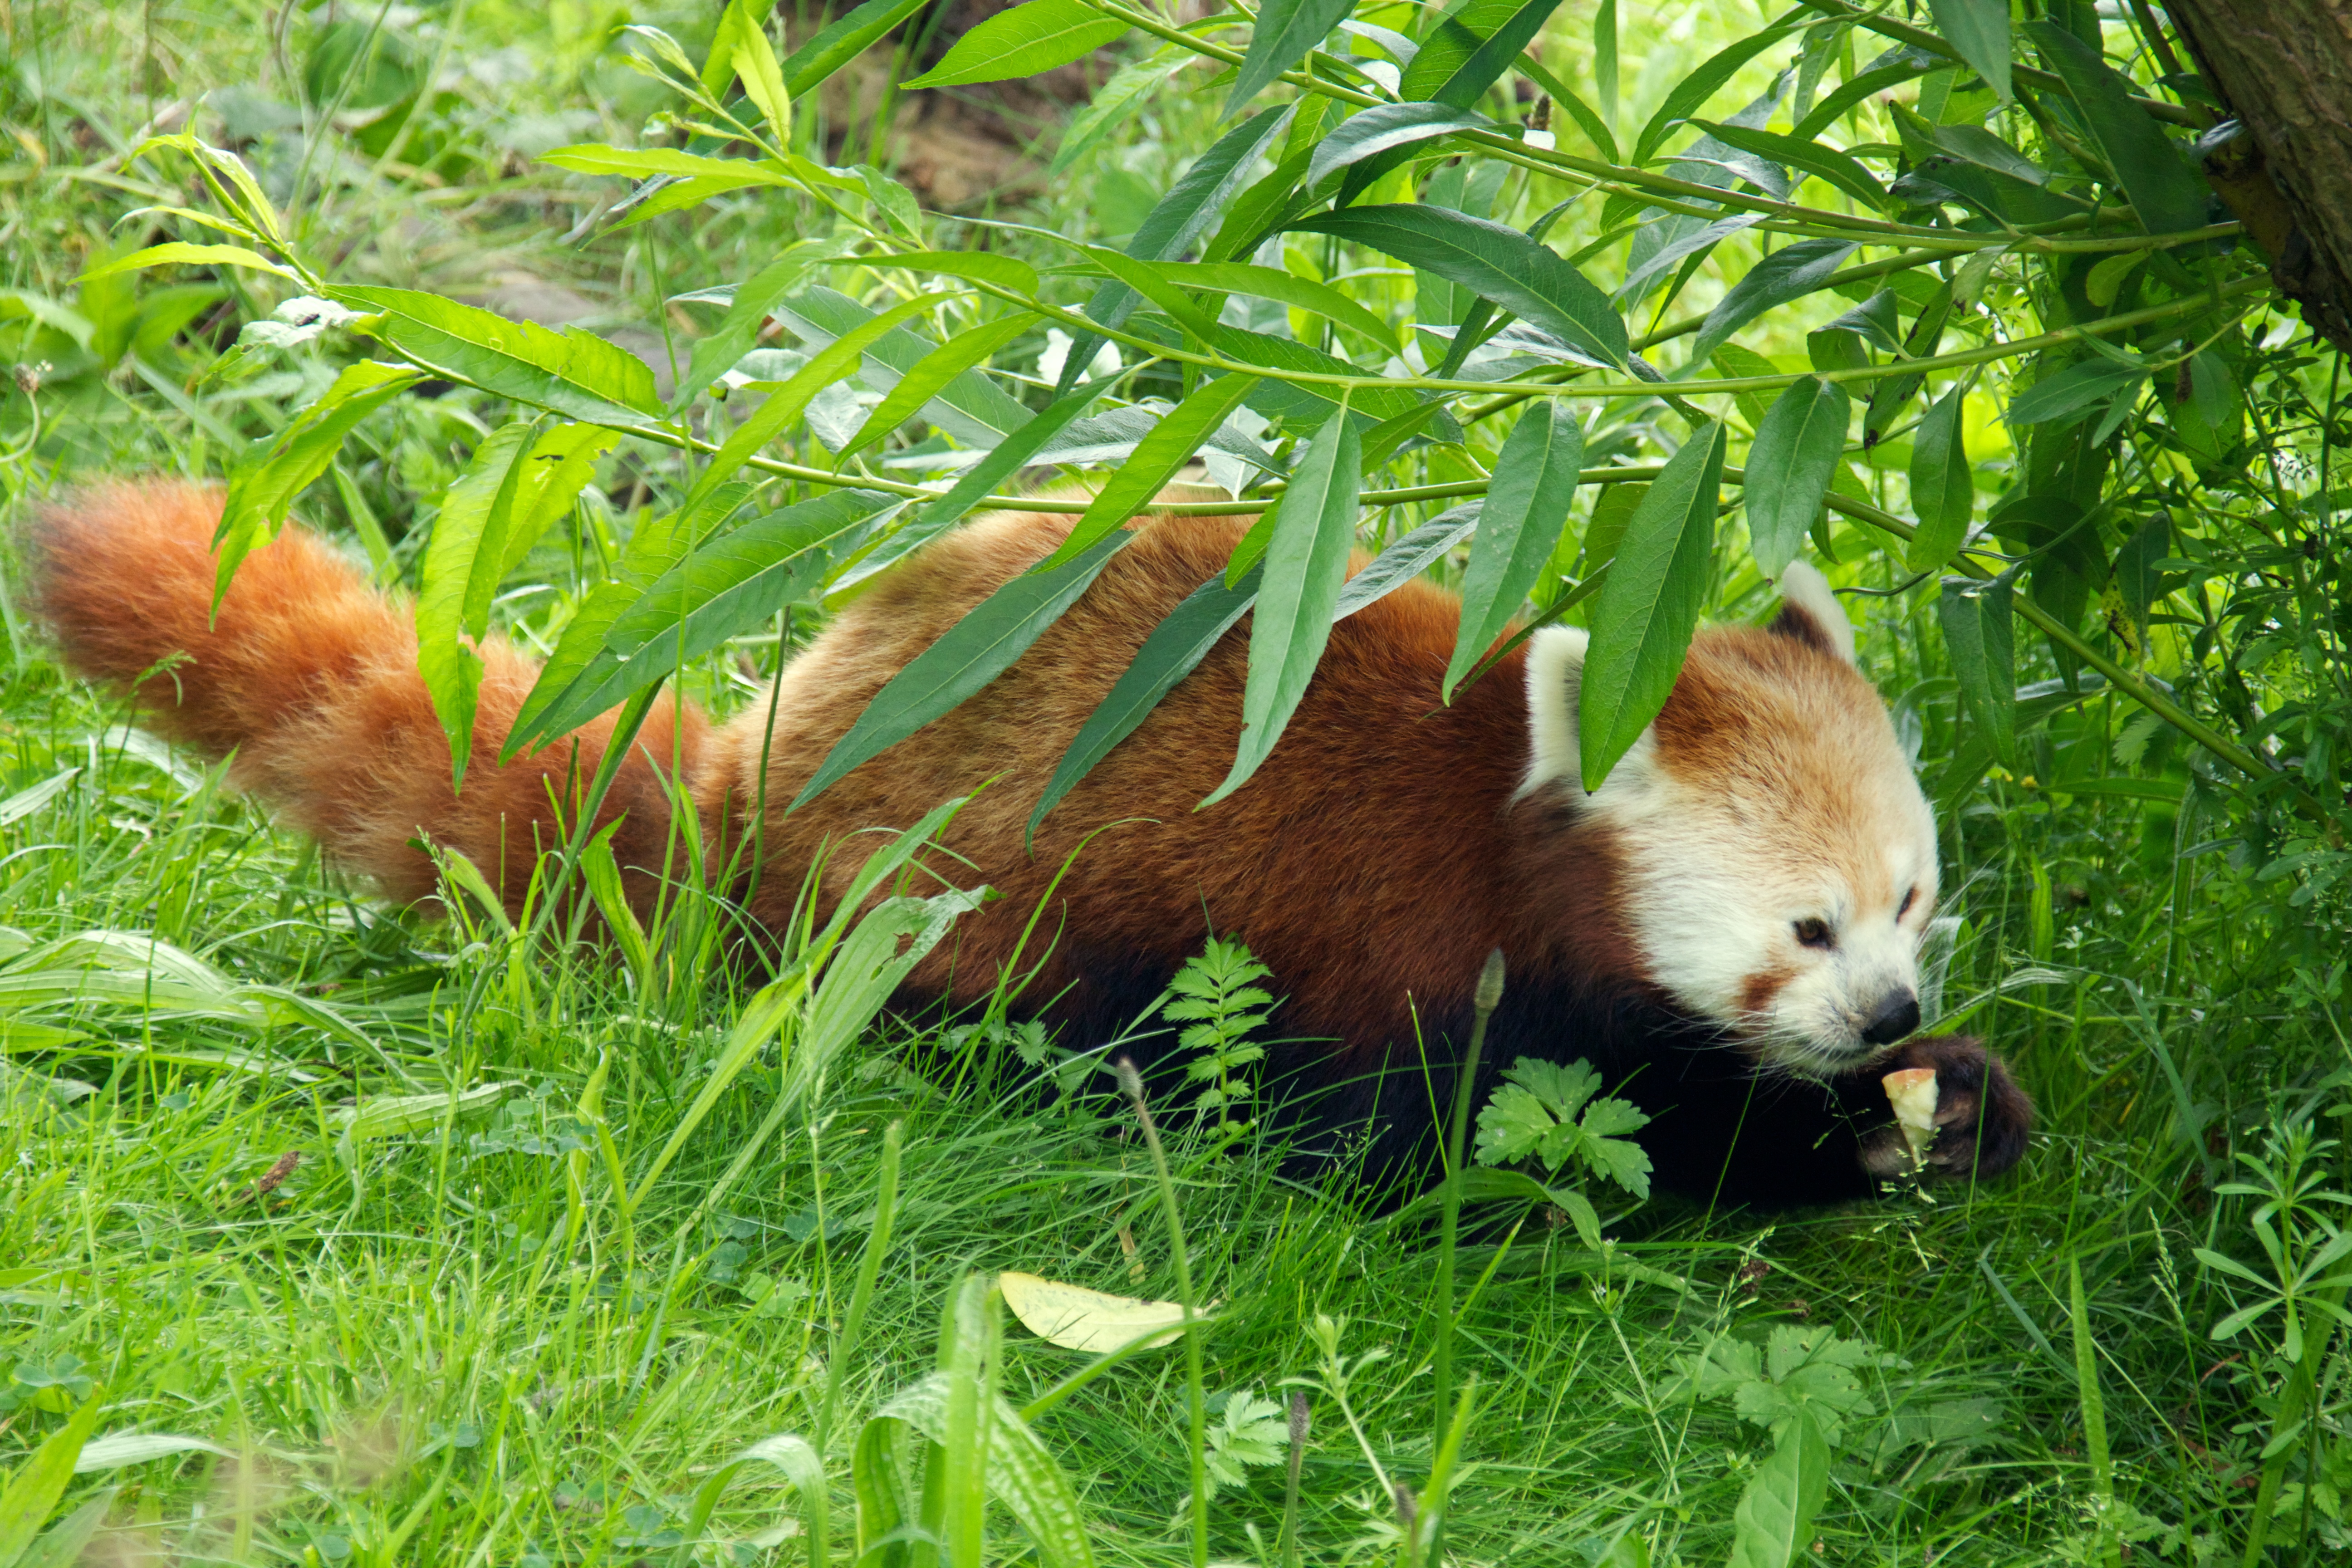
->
[110,0,2348,893]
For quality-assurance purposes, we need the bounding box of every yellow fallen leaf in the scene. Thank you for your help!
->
[998,1271,1202,1353]
[1882,1067,1940,1167]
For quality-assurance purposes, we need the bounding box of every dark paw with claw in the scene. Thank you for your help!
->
[1855,1034,2033,1183]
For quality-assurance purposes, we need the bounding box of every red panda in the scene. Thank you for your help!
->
[22,481,2030,1206]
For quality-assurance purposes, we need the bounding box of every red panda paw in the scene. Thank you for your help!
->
[1859,1034,2034,1185]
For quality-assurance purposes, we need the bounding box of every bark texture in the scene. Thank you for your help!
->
[2169,0,2352,348]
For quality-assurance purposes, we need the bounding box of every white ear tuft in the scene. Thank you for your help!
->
[1773,560,1857,666]
[1520,626,1588,796]
[1519,627,1660,799]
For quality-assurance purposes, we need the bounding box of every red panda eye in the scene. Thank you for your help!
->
[1794,919,1834,949]
[1898,886,1918,920]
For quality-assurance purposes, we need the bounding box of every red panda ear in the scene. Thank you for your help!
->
[1768,560,1857,666]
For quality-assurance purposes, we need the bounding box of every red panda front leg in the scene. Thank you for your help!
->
[1846,1034,2034,1185]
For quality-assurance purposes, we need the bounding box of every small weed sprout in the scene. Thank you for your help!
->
[1164,937,1277,1142]
[1199,1390,1289,1500]
[1472,1058,1653,1242]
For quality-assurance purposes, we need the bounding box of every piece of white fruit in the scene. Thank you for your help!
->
[1882,1067,1940,1168]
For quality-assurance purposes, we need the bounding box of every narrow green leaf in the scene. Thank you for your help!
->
[603,489,898,661]
[2068,1259,2117,1525]
[519,491,894,750]
[729,3,793,145]
[716,1436,831,1568]
[1336,502,1482,618]
[2010,357,2149,426]
[1425,0,1568,111]
[214,360,419,603]
[603,173,771,231]
[935,1276,995,1568]
[1938,570,2017,767]
[1289,204,1627,368]
[1593,0,1618,125]
[1052,50,1189,174]
[794,532,1133,810]
[1039,374,1260,570]
[1061,106,1294,390]
[701,0,761,94]
[1745,377,1850,578]
[1906,384,1974,570]
[875,1376,1099,1568]
[686,290,950,512]
[1203,408,1362,808]
[578,826,652,982]
[1307,103,1501,190]
[130,133,289,249]
[0,1396,103,1566]
[2114,512,2170,647]
[1213,327,1430,430]
[838,312,1039,459]
[1862,280,1956,444]
[1692,121,1887,210]
[417,421,537,789]
[2028,23,2207,235]
[833,387,1104,594]
[1513,49,1619,162]
[1929,0,2012,102]
[338,285,662,424]
[15,1488,113,1568]
[1580,422,1725,790]
[1029,564,1261,847]
[1688,237,1857,368]
[676,244,838,412]
[1726,1412,1832,1568]
[846,250,1041,294]
[775,286,1036,446]
[1225,0,1357,117]
[781,0,930,98]
[1446,403,1584,700]
[1152,261,1398,351]
[906,0,1127,89]
[1076,244,1225,341]
[851,1415,919,1565]
[1793,53,1941,142]
[539,143,792,186]
[1632,22,1802,166]
[500,421,622,576]
[79,240,296,281]
[1336,0,1568,201]
[504,483,755,756]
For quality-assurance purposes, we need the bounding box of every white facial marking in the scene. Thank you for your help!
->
[1521,618,1939,1076]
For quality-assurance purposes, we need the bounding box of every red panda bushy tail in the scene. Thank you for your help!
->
[21,480,730,918]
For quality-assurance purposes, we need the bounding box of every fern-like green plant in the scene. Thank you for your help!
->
[1162,937,1276,1142]
[1472,1057,1653,1245]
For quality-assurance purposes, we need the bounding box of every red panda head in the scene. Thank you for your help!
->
[1519,563,1939,1073]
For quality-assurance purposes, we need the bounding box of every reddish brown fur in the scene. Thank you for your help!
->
[24,482,724,918]
[732,507,1656,1061]
[22,484,1637,1058]
[23,480,2030,1204]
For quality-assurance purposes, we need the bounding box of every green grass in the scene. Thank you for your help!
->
[2,2,2350,1564]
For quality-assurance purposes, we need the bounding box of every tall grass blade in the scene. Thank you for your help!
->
[823,1120,904,1446]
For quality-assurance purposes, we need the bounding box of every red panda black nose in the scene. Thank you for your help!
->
[1862,991,1922,1046]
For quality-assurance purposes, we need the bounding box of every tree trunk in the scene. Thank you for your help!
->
[2167,0,2352,348]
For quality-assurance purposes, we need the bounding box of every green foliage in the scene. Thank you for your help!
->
[1473,1056,1653,1200]
[1161,936,1276,1139]
[1200,1390,1289,1496]
[5,1,2352,1563]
